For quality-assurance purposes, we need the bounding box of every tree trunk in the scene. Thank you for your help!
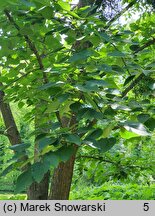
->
[78,0,92,7]
[27,104,50,200]
[48,0,91,200]
[27,171,50,200]
[0,83,29,164]
[0,85,22,145]
[0,85,50,199]
[48,145,78,200]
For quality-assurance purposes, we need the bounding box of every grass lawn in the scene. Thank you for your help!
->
[0,194,27,200]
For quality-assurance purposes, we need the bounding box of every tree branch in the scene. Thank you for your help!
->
[122,37,155,97]
[0,67,40,91]
[111,43,131,75]
[134,37,155,54]
[76,155,148,171]
[122,73,144,97]
[105,0,137,29]
[0,128,8,137]
[4,10,48,84]
[76,155,116,164]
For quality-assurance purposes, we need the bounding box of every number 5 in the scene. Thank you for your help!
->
[143,203,149,211]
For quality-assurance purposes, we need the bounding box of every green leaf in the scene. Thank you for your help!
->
[98,64,112,72]
[59,100,73,116]
[51,122,61,130]
[31,162,45,183]
[108,51,125,57]
[84,93,100,111]
[15,168,33,194]
[45,101,60,113]
[10,143,30,152]
[75,84,98,92]
[111,104,131,111]
[43,152,59,168]
[85,79,110,88]
[77,108,103,121]
[112,65,124,73]
[0,0,19,8]
[70,102,82,113]
[122,122,150,136]
[38,137,57,151]
[58,0,71,11]
[144,118,155,131]
[69,50,95,63]
[58,93,70,103]
[20,25,34,36]
[56,145,75,162]
[39,81,64,90]
[129,45,140,51]
[1,163,14,177]
[86,128,103,140]
[33,0,51,6]
[124,75,135,86]
[76,79,116,93]
[87,138,116,153]
[104,107,116,117]
[102,124,114,138]
[45,35,62,49]
[148,82,155,90]
[65,134,82,145]
[100,32,111,42]
[120,128,139,139]
[67,11,82,19]
[137,114,150,123]
[40,6,54,19]
[78,5,97,17]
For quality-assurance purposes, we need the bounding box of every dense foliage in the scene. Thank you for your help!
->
[0,0,155,199]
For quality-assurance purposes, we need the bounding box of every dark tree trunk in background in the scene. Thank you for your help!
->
[27,171,50,200]
[0,85,22,145]
[49,145,78,200]
[48,0,91,200]
[0,84,50,199]
[27,105,50,200]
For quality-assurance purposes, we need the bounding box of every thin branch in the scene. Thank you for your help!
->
[76,155,116,164]
[4,9,48,84]
[76,156,147,170]
[0,129,8,137]
[0,68,40,91]
[134,37,155,54]
[111,43,131,75]
[55,111,62,127]
[105,0,137,29]
[121,37,155,97]
[122,73,144,98]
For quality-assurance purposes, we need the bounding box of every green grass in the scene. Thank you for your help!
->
[70,183,155,200]
[0,194,27,200]
[1,183,155,200]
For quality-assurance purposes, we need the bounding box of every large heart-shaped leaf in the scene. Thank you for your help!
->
[122,121,150,136]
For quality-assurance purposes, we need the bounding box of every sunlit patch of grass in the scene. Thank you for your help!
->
[0,194,27,200]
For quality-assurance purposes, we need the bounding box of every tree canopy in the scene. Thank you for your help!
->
[0,0,155,199]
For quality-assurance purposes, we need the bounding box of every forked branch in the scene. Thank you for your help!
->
[4,10,48,83]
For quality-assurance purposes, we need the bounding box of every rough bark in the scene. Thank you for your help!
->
[0,83,29,170]
[48,114,78,200]
[0,85,22,145]
[27,171,50,200]
[27,105,50,200]
[48,0,90,200]
[49,145,78,200]
[0,87,50,199]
